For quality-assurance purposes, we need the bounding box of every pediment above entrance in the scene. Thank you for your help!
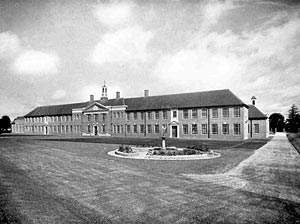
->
[83,102,109,113]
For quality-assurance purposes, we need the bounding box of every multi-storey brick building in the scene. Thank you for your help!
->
[12,84,269,140]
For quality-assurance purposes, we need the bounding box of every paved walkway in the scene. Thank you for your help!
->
[184,132,300,203]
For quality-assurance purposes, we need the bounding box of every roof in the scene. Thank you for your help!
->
[124,89,248,111]
[248,105,267,119]
[25,102,89,117]
[24,89,248,117]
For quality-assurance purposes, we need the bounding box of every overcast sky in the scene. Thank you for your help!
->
[1,0,299,120]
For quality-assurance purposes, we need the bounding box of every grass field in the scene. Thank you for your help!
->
[0,135,299,223]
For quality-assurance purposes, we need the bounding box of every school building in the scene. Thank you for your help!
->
[12,84,269,140]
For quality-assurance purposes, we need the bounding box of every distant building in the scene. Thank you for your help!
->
[12,84,269,140]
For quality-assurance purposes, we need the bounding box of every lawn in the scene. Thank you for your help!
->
[0,135,299,223]
[287,132,300,154]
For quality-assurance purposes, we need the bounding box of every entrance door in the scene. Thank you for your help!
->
[94,126,98,136]
[172,126,178,138]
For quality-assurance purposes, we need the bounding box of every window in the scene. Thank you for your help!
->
[192,109,198,119]
[155,111,159,119]
[147,112,152,120]
[254,124,259,134]
[126,113,130,120]
[222,123,229,135]
[140,124,145,133]
[147,125,152,133]
[117,112,120,118]
[201,124,207,135]
[120,125,123,133]
[133,125,138,133]
[134,112,138,120]
[140,112,144,120]
[154,124,159,133]
[66,125,69,133]
[113,125,116,134]
[234,107,240,118]
[172,110,177,118]
[192,124,198,134]
[102,125,106,133]
[126,125,130,133]
[212,108,218,118]
[234,124,241,135]
[212,124,218,134]
[87,114,91,121]
[87,124,91,133]
[222,108,229,118]
[95,114,99,121]
[183,124,188,134]
[163,110,168,119]
[113,112,116,118]
[183,109,189,119]
[102,114,106,122]
[117,125,120,133]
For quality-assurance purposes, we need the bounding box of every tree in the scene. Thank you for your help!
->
[286,104,300,133]
[269,113,285,133]
[0,115,11,133]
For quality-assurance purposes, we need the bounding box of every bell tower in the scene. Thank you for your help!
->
[101,81,108,102]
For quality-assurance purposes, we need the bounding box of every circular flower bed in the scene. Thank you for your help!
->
[114,145,139,157]
[148,144,215,156]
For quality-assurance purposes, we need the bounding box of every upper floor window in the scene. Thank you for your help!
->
[126,113,130,120]
[95,114,99,121]
[140,112,144,120]
[254,124,259,134]
[183,109,189,119]
[192,109,198,119]
[87,114,91,121]
[147,112,152,120]
[222,108,229,118]
[155,111,159,119]
[134,112,138,120]
[172,110,177,118]
[212,108,218,118]
[102,114,106,122]
[234,107,240,118]
[163,110,168,120]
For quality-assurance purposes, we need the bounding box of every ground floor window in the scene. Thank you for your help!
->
[183,124,188,134]
[117,125,120,133]
[211,124,218,135]
[234,124,241,135]
[154,124,159,133]
[201,124,207,135]
[126,125,130,133]
[133,125,138,133]
[254,124,259,134]
[147,125,152,133]
[140,124,144,134]
[192,124,198,134]
[222,124,229,135]
[87,124,91,133]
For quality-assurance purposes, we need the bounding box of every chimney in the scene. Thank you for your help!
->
[90,94,94,102]
[116,91,120,99]
[144,89,149,97]
[251,96,256,105]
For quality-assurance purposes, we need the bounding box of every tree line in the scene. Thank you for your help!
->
[270,104,300,133]
[0,115,11,133]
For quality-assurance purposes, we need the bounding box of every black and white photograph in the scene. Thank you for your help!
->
[0,0,300,223]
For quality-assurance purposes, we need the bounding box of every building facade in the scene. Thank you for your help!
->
[12,84,269,140]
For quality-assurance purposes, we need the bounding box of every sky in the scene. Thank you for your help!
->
[0,0,300,120]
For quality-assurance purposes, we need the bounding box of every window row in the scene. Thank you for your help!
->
[86,114,106,122]
[25,125,82,133]
[25,116,73,123]
[182,123,242,135]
